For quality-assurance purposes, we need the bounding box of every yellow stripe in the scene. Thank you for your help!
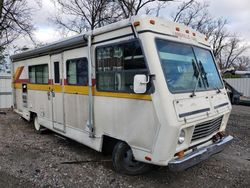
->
[13,83,22,89]
[14,83,62,92]
[13,84,151,101]
[53,85,63,92]
[93,90,151,100]
[64,85,88,95]
[27,84,51,91]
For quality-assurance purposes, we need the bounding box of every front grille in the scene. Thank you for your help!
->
[191,116,223,142]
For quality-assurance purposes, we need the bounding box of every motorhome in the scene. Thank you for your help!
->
[11,16,233,175]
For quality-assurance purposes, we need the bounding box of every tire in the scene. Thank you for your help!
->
[34,116,43,134]
[112,141,152,175]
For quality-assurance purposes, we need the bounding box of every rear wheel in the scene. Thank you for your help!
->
[112,141,152,175]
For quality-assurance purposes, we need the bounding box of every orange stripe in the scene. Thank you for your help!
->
[13,66,24,82]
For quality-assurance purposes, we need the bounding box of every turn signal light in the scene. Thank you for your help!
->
[176,150,185,158]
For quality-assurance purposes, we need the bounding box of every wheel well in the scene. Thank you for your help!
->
[30,112,37,122]
[102,135,120,155]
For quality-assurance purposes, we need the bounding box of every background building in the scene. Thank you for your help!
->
[0,56,12,109]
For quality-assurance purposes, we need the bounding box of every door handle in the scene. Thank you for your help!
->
[47,91,51,100]
[51,90,55,98]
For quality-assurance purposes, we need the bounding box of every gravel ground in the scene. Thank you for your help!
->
[0,105,249,188]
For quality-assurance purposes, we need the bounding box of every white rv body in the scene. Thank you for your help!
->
[11,16,232,171]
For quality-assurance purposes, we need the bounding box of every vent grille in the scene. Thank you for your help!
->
[191,116,223,142]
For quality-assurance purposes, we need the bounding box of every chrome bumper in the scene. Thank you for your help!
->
[168,135,233,171]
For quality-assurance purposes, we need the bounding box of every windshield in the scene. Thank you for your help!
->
[155,39,223,93]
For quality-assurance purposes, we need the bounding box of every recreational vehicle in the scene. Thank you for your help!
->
[11,16,233,175]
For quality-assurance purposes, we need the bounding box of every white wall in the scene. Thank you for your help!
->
[0,75,13,109]
[225,78,250,98]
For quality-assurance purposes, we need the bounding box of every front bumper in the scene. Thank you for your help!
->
[168,135,233,171]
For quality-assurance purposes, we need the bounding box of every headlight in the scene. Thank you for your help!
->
[178,129,185,144]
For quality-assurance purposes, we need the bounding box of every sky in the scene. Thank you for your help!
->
[13,0,250,56]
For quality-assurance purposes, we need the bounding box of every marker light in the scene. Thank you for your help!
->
[149,19,155,25]
[133,21,140,27]
[176,27,180,31]
[145,156,152,161]
[185,30,190,34]
[192,33,196,36]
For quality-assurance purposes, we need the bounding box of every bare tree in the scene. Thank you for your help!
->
[117,0,171,18]
[218,36,249,70]
[172,0,213,34]
[171,0,249,70]
[51,0,172,35]
[233,56,250,71]
[144,1,169,17]
[51,0,123,35]
[0,0,35,48]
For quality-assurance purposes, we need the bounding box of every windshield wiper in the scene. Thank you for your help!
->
[198,61,209,88]
[198,61,221,94]
[214,86,221,93]
[190,59,202,97]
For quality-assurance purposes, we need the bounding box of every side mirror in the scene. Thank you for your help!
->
[133,74,148,94]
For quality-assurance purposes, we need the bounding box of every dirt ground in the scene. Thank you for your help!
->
[0,105,249,188]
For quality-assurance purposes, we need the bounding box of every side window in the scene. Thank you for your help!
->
[96,40,148,93]
[54,61,60,84]
[66,58,88,85]
[28,64,49,84]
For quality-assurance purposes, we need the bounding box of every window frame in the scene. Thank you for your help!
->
[155,37,224,94]
[95,38,151,93]
[28,64,49,84]
[66,57,88,86]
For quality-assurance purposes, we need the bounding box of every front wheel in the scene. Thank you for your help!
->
[112,141,152,175]
[34,116,43,134]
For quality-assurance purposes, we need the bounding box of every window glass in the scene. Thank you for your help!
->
[96,40,148,93]
[156,39,222,93]
[43,65,49,84]
[54,62,60,84]
[29,67,36,83]
[193,47,223,89]
[67,61,77,84]
[66,58,88,85]
[28,64,48,84]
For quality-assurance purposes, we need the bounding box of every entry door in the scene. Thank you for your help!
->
[50,54,65,132]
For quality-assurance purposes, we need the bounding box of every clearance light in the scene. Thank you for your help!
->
[205,37,208,41]
[133,21,140,27]
[185,30,190,34]
[145,156,152,161]
[149,19,155,25]
[192,33,196,36]
[176,27,180,31]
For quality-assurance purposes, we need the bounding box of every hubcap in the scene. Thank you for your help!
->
[123,149,141,168]
[34,117,40,131]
